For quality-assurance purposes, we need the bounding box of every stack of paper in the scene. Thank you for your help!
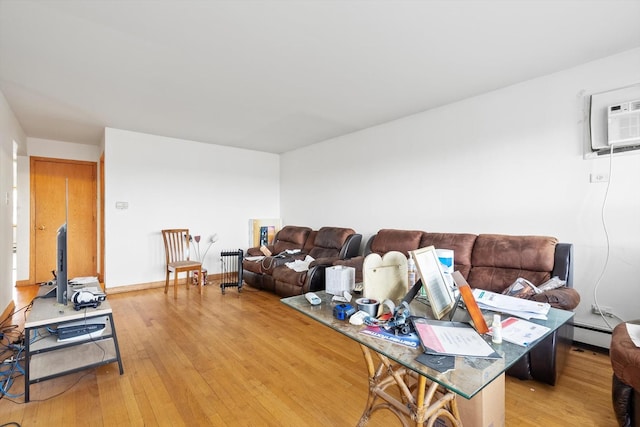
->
[472,288,550,320]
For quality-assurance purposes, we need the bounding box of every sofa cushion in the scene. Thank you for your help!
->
[272,264,307,288]
[467,234,558,293]
[243,256,290,275]
[303,230,317,253]
[369,229,423,256]
[419,232,477,279]
[308,227,355,259]
[273,226,312,254]
[243,259,263,275]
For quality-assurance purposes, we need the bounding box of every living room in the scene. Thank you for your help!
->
[0,1,639,425]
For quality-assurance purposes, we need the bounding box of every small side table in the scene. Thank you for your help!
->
[24,292,124,402]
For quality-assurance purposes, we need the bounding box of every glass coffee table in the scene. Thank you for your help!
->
[282,291,573,426]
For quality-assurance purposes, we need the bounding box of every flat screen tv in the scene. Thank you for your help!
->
[56,222,68,305]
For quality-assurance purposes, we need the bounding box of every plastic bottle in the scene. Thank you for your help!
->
[407,256,416,286]
[492,314,503,344]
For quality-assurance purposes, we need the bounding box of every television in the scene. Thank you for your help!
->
[56,223,68,305]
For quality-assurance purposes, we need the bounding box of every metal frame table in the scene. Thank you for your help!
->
[24,292,124,402]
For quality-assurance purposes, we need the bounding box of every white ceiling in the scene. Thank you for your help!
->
[1,1,639,154]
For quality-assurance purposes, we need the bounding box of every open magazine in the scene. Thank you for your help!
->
[359,325,421,349]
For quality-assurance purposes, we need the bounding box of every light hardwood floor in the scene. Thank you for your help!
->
[0,281,617,426]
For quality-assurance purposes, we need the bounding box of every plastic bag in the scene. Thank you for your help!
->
[502,277,540,299]
[537,276,566,292]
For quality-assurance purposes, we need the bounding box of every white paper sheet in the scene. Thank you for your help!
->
[489,316,550,347]
[285,255,314,272]
[412,318,500,358]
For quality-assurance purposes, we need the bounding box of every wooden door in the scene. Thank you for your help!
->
[31,157,97,284]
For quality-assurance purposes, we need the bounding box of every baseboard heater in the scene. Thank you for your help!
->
[573,322,613,335]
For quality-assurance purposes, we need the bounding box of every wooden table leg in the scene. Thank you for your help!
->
[357,344,462,426]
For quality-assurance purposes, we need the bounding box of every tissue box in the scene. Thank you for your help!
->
[325,266,355,295]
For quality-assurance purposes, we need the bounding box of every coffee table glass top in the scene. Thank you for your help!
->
[281,291,573,399]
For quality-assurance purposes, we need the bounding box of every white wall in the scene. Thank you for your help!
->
[14,138,102,283]
[0,90,25,313]
[103,128,280,288]
[281,48,640,347]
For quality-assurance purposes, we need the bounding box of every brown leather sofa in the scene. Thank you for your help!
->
[243,225,313,290]
[611,320,640,427]
[335,228,580,386]
[243,225,362,297]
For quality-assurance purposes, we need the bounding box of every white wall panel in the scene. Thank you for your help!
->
[281,48,640,347]
[0,90,25,312]
[104,128,280,288]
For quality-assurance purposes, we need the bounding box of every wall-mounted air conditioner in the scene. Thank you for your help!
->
[607,99,640,147]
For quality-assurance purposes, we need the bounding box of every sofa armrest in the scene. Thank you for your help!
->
[530,287,580,310]
[552,243,573,287]
[304,254,356,293]
[302,264,328,293]
[339,234,362,259]
[310,257,340,268]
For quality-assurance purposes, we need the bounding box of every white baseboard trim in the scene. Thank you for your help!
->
[105,273,222,294]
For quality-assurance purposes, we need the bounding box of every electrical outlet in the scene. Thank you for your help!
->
[591,303,613,317]
[590,173,609,183]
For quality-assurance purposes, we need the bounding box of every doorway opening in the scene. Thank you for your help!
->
[12,141,17,286]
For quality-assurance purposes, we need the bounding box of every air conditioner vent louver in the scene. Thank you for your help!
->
[607,99,640,147]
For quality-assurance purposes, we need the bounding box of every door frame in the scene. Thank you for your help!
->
[99,152,105,284]
[28,156,98,285]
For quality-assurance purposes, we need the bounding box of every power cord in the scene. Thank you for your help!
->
[0,346,25,399]
[591,144,622,330]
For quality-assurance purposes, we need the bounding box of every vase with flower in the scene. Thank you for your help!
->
[188,233,218,286]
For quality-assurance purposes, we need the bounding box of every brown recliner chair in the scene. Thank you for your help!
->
[463,234,579,386]
[243,225,312,290]
[271,226,361,297]
[611,320,640,427]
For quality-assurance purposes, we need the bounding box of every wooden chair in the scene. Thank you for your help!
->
[162,229,203,297]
